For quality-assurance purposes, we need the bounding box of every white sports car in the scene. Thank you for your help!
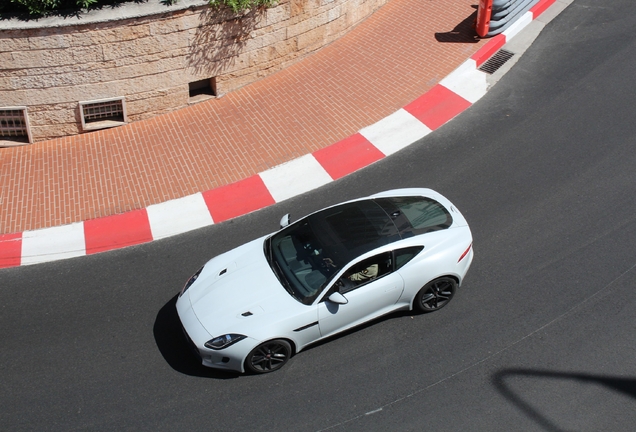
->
[176,188,473,373]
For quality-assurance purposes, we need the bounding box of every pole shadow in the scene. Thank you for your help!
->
[492,368,636,431]
[435,6,480,43]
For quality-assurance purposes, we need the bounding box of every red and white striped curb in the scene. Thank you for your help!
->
[0,0,558,269]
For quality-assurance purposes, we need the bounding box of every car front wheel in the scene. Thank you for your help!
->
[245,339,292,374]
[415,277,457,313]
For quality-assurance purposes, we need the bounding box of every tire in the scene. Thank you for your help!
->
[244,339,292,374]
[414,277,457,313]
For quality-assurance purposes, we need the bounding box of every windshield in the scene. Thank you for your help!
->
[266,200,399,305]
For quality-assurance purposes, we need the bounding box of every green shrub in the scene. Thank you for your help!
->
[1,0,275,16]
[3,0,100,16]
[209,0,276,13]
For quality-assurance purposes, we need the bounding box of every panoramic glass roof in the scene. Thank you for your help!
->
[267,196,452,304]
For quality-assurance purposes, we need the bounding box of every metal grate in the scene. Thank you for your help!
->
[0,108,28,137]
[82,99,125,123]
[478,49,515,74]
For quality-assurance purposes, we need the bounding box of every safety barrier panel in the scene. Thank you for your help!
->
[475,0,493,38]
[476,0,541,37]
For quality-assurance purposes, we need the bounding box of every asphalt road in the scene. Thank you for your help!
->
[2,0,636,430]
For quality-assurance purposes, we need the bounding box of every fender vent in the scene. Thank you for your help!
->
[478,49,515,74]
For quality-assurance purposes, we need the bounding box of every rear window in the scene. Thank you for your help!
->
[375,196,452,236]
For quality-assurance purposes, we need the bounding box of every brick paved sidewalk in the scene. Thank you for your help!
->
[0,0,486,236]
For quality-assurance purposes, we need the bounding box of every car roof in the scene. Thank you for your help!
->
[278,192,453,268]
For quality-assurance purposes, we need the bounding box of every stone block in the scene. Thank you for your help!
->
[242,34,265,53]
[31,122,80,142]
[28,32,71,50]
[326,4,341,22]
[69,24,152,47]
[72,45,105,64]
[286,18,314,38]
[8,49,76,69]
[296,25,326,50]
[267,2,292,23]
[0,88,25,106]
[325,14,348,36]
[149,12,200,35]
[290,0,306,17]
[101,37,158,61]
[32,105,76,124]
[258,28,287,48]
[0,33,31,52]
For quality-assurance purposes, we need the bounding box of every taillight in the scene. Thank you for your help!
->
[458,243,472,263]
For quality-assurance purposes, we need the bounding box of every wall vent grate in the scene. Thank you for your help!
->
[79,97,127,131]
[1,108,28,137]
[0,107,32,145]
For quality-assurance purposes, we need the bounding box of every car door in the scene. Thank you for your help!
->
[317,252,404,339]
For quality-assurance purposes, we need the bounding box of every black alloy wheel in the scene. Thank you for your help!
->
[415,277,457,313]
[245,339,292,374]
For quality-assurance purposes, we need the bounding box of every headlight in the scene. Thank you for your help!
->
[204,334,247,350]
[180,266,203,297]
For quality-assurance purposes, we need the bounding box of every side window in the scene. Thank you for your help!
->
[337,252,393,293]
[394,246,424,270]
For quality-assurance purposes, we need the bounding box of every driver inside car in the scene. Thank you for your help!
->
[347,263,379,282]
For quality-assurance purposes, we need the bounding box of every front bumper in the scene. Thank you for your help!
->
[175,293,255,373]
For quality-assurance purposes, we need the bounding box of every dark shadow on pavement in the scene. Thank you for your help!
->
[155,294,435,376]
[492,368,636,432]
[153,294,239,379]
[435,7,479,43]
[300,309,415,353]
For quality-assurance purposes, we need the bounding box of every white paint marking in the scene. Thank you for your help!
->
[21,222,86,265]
[360,109,432,156]
[260,154,333,202]
[440,60,488,104]
[147,192,214,240]
[503,11,534,40]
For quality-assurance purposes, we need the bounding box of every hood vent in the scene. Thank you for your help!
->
[241,311,253,317]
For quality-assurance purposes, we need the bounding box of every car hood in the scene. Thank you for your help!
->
[185,236,299,335]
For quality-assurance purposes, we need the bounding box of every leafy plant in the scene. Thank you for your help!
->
[209,0,276,13]
[4,0,99,15]
[1,0,276,17]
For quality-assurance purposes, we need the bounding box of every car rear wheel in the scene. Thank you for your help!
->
[245,339,292,374]
[415,277,457,313]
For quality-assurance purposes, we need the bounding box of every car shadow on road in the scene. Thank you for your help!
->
[153,294,239,379]
[300,309,416,354]
[153,293,419,377]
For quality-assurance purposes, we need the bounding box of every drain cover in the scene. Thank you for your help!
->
[478,49,515,74]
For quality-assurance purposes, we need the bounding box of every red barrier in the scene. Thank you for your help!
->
[475,0,493,38]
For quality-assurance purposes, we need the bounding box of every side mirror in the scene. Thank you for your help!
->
[279,213,291,228]
[328,292,348,305]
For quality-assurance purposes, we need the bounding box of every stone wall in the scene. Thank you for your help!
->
[0,0,387,143]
